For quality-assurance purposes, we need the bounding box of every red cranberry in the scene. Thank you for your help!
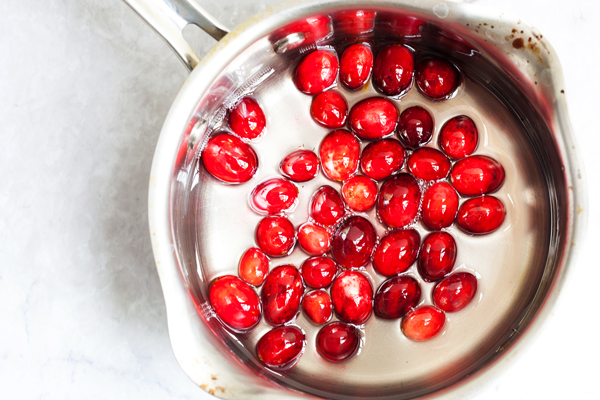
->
[309,185,346,227]
[261,265,304,326]
[421,182,459,231]
[373,229,420,277]
[319,130,360,182]
[331,216,377,269]
[271,16,331,45]
[301,256,338,289]
[407,147,451,181]
[209,275,261,331]
[255,216,296,257]
[302,290,333,324]
[340,43,373,90]
[378,14,425,37]
[238,248,269,287]
[201,133,258,184]
[280,149,319,182]
[377,173,421,229]
[418,232,457,282]
[374,276,421,319]
[397,106,434,149]
[341,176,378,212]
[401,306,445,341]
[295,50,339,95]
[249,178,298,215]
[333,10,376,35]
[229,97,266,140]
[373,45,414,97]
[451,155,506,196]
[433,272,478,312]
[297,222,331,255]
[316,322,360,362]
[456,196,506,235]
[438,116,478,159]
[349,97,398,140]
[256,326,305,368]
[331,270,373,324]
[310,91,348,128]
[415,58,459,100]
[360,139,405,181]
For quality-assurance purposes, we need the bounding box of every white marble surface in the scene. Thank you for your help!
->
[1,0,598,399]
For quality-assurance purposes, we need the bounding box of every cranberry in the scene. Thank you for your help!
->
[316,322,360,362]
[280,149,319,182]
[418,232,457,282]
[301,256,338,289]
[433,272,478,313]
[319,130,360,182]
[331,270,373,324]
[421,182,459,231]
[456,196,506,235]
[341,176,378,212]
[256,326,305,368]
[229,97,266,140]
[415,58,459,100]
[372,44,414,97]
[302,290,333,324]
[271,16,331,45]
[360,139,405,181]
[407,147,451,181]
[378,14,425,37]
[374,276,421,319]
[373,229,420,277]
[201,133,258,184]
[309,185,345,227]
[331,216,377,269]
[238,248,269,287]
[261,265,304,326]
[294,50,339,95]
[401,306,446,341]
[255,216,296,257]
[397,106,434,149]
[310,91,348,128]
[377,173,421,229]
[438,116,478,159]
[249,178,298,215]
[451,155,506,196]
[348,97,398,140]
[297,222,331,255]
[209,275,261,331]
[333,10,376,35]
[340,43,373,90]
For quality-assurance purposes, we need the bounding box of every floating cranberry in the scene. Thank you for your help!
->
[407,147,451,181]
[401,306,446,341]
[301,256,338,289]
[433,272,478,313]
[310,91,348,128]
[295,50,339,95]
[373,44,414,96]
[340,43,373,90]
[319,130,360,181]
[256,326,305,368]
[333,10,376,35]
[229,97,266,140]
[261,265,304,326]
[374,276,421,319]
[341,176,378,212]
[378,14,425,37]
[451,155,506,196]
[377,173,421,229]
[302,290,333,324]
[309,185,345,227]
[297,222,331,255]
[331,216,377,269]
[256,216,296,257]
[349,97,398,140]
[415,58,459,100]
[421,182,459,231]
[316,322,360,362]
[438,115,478,159]
[201,133,258,184]
[397,106,434,149]
[249,178,298,215]
[418,232,457,282]
[270,15,331,45]
[331,270,373,324]
[209,275,261,331]
[238,248,269,287]
[373,229,420,277]
[360,139,405,180]
[280,149,319,182]
[456,196,506,235]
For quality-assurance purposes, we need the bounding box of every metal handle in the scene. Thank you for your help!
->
[124,0,230,71]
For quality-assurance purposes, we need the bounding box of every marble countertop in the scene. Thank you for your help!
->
[1,0,598,399]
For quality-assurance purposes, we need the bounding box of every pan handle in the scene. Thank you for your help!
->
[123,0,230,71]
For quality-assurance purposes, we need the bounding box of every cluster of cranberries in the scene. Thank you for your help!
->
[202,40,507,370]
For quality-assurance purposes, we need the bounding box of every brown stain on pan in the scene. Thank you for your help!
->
[512,37,524,49]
